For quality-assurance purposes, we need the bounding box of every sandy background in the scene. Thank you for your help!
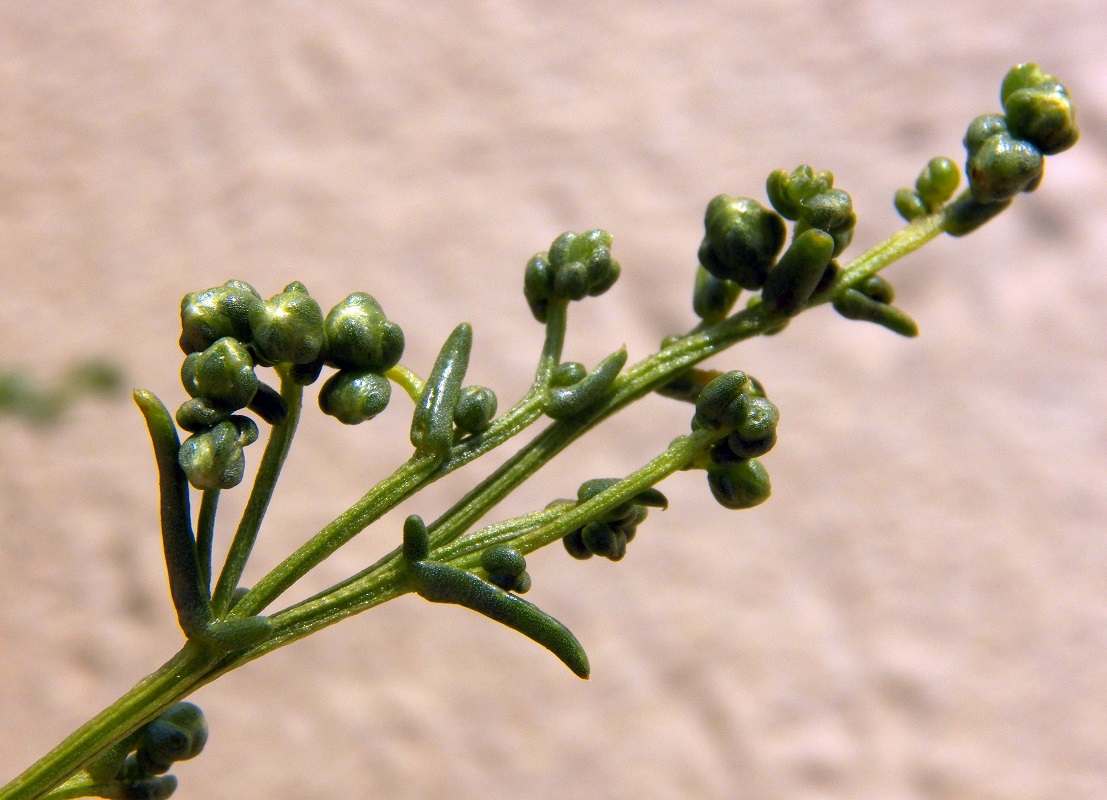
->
[2,2,1105,799]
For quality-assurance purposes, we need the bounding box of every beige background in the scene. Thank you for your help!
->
[2,3,1105,799]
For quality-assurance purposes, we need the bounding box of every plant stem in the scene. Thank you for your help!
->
[211,371,303,616]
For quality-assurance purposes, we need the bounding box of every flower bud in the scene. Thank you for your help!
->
[894,188,928,222]
[248,282,325,365]
[699,195,787,289]
[693,371,752,431]
[453,385,497,434]
[766,165,835,220]
[1003,82,1079,156]
[175,397,229,433]
[180,337,258,410]
[318,369,392,425]
[707,459,772,510]
[692,265,741,324]
[915,157,960,207]
[322,292,405,372]
[481,545,530,593]
[178,417,258,490]
[179,281,262,355]
[966,134,1044,203]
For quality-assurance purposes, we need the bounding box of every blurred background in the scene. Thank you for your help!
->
[1,2,1105,798]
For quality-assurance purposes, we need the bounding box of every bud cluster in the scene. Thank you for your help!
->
[562,478,668,562]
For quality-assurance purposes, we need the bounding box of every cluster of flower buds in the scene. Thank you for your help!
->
[177,281,406,488]
[693,166,857,323]
[935,64,1078,235]
[86,702,208,800]
[480,544,532,593]
[524,229,621,322]
[562,478,668,562]
[894,156,961,221]
[691,371,777,510]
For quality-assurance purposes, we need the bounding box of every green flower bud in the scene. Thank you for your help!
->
[122,775,177,800]
[699,195,787,289]
[563,529,593,560]
[760,228,836,316]
[175,397,230,433]
[178,417,258,490]
[693,370,752,431]
[179,281,262,355]
[523,230,620,322]
[137,702,208,774]
[180,337,258,410]
[248,282,325,365]
[915,157,960,207]
[707,458,772,510]
[550,361,588,387]
[692,265,741,324]
[732,395,779,446]
[318,369,392,425]
[894,188,928,222]
[766,165,835,221]
[966,133,1044,203]
[1000,63,1050,105]
[544,347,627,420]
[322,293,405,372]
[481,545,530,593]
[453,385,497,435]
[963,114,1009,155]
[1003,82,1079,156]
[581,520,626,561]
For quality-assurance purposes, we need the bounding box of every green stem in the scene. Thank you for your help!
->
[210,371,303,616]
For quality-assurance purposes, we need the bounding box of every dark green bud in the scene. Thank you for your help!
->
[894,189,928,222]
[832,288,918,337]
[179,281,262,355]
[563,529,593,560]
[481,545,530,593]
[178,416,259,490]
[523,253,555,322]
[175,397,230,433]
[138,702,208,773]
[318,369,392,425]
[550,361,588,387]
[766,165,835,220]
[693,370,752,431]
[966,133,1044,203]
[453,385,497,434]
[288,356,325,387]
[760,228,836,316]
[707,459,772,510]
[692,265,741,324]
[1003,81,1079,156]
[1000,63,1050,105]
[248,282,325,365]
[523,230,620,322]
[322,292,405,372]
[581,520,626,561]
[798,189,855,248]
[122,775,177,800]
[699,195,787,289]
[180,337,258,410]
[964,114,1010,155]
[915,157,960,207]
[732,395,779,446]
